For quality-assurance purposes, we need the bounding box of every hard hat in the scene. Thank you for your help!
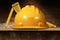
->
[12,5,48,28]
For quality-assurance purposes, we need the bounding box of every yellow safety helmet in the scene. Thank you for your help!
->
[12,5,48,28]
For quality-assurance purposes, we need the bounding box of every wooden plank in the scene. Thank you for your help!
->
[0,27,60,31]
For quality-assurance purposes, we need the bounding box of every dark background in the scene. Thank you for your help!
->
[0,0,60,26]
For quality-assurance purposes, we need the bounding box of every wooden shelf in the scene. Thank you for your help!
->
[0,27,60,31]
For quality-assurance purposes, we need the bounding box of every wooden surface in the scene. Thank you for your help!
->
[0,27,60,31]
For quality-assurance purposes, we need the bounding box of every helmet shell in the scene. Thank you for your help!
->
[12,5,48,28]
